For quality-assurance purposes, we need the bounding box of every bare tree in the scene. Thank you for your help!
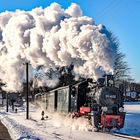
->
[108,32,131,82]
[114,51,131,81]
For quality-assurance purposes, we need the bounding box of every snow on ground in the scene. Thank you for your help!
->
[124,102,140,113]
[0,102,139,140]
[117,102,140,136]
[118,113,140,136]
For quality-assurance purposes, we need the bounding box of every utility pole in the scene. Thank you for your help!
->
[25,62,29,119]
[6,93,9,112]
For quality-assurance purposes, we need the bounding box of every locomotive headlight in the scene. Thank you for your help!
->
[119,107,124,112]
[102,107,108,112]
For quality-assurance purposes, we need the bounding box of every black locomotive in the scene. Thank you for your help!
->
[91,85,125,131]
[36,75,125,131]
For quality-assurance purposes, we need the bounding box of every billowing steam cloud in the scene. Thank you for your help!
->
[0,3,116,92]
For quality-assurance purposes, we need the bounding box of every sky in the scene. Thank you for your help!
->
[0,0,140,83]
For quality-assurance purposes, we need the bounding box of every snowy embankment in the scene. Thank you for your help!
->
[0,104,43,140]
[0,102,137,140]
[2,116,40,140]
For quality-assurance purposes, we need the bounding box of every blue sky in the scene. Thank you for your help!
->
[0,0,140,82]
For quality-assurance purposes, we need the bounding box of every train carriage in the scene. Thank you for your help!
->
[46,80,88,114]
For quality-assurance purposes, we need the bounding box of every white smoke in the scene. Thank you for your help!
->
[0,3,116,92]
[31,101,91,132]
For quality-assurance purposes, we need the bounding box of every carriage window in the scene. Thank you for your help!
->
[71,87,76,97]
[57,88,69,113]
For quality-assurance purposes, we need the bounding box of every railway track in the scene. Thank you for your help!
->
[112,132,140,140]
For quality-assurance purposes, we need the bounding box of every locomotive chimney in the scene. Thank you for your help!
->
[105,74,114,87]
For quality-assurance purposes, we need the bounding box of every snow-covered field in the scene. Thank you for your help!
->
[0,102,140,140]
[117,102,140,136]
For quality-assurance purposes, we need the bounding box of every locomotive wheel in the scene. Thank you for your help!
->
[102,127,111,132]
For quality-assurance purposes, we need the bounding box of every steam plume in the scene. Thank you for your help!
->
[0,3,116,91]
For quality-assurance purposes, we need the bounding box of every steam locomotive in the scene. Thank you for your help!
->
[36,75,125,132]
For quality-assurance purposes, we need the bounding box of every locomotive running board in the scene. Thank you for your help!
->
[112,132,140,140]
